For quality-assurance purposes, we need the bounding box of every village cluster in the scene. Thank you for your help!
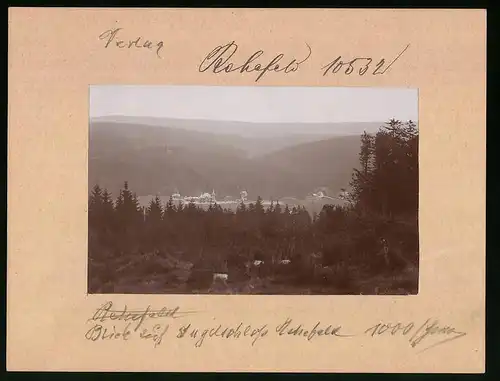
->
[170,190,248,205]
[167,189,349,206]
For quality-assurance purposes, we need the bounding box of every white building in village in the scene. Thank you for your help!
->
[172,189,217,204]
[199,190,216,203]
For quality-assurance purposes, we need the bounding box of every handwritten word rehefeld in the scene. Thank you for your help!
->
[99,28,165,58]
[276,318,353,341]
[87,301,198,331]
[198,41,312,82]
[321,44,410,76]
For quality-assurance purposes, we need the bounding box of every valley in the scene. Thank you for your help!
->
[89,116,377,200]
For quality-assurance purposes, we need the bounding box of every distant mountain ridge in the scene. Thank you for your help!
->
[90,115,384,138]
[89,117,383,199]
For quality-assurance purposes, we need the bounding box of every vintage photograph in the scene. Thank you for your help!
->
[88,85,419,295]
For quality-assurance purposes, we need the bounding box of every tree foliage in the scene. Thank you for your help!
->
[349,119,418,218]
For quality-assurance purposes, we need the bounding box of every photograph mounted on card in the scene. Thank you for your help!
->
[7,8,485,373]
[88,85,419,296]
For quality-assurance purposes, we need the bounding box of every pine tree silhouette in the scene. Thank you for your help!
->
[274,201,282,215]
[164,196,176,219]
[89,184,103,217]
[255,196,265,214]
[237,200,247,214]
[267,200,274,214]
[115,181,142,229]
[146,195,163,224]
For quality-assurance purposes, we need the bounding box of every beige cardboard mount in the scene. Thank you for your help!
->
[7,8,486,372]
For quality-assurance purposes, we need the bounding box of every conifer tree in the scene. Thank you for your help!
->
[207,202,215,213]
[359,131,374,176]
[284,204,290,215]
[176,201,184,213]
[274,201,282,215]
[89,185,109,229]
[237,200,247,214]
[115,181,142,227]
[89,184,103,217]
[146,195,163,225]
[248,203,255,213]
[101,188,114,214]
[164,196,176,218]
[267,201,275,214]
[132,192,141,219]
[100,188,115,229]
[255,196,265,214]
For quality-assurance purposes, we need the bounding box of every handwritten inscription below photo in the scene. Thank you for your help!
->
[88,86,419,295]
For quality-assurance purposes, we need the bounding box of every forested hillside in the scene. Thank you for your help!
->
[89,120,362,198]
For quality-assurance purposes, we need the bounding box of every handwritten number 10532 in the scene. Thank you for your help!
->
[322,44,410,77]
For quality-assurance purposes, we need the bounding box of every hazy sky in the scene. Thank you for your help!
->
[90,86,418,123]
